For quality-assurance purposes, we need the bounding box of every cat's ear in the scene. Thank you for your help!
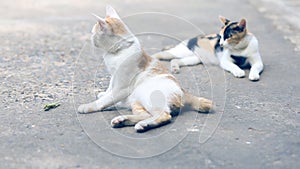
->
[91,13,108,32]
[219,15,230,25]
[92,13,106,24]
[106,5,120,19]
[238,18,246,29]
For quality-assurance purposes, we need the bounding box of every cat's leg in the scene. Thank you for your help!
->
[184,92,213,112]
[78,90,128,114]
[97,76,114,99]
[134,111,172,132]
[152,51,176,60]
[111,102,151,128]
[219,50,245,78]
[97,92,106,99]
[248,53,264,81]
[220,60,245,78]
[170,55,201,74]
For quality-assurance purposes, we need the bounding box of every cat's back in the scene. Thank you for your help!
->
[184,34,221,54]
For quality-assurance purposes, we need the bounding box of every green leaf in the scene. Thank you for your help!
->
[44,102,60,111]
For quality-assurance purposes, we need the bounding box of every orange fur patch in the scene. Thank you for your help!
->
[192,34,221,54]
[138,51,153,70]
[227,29,247,44]
[165,74,177,82]
[105,17,127,35]
[154,111,172,124]
[149,61,169,75]
[170,93,184,109]
[131,101,149,115]
[198,38,215,53]
[164,74,180,87]
[220,22,247,45]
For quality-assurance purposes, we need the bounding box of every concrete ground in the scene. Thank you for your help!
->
[0,0,299,168]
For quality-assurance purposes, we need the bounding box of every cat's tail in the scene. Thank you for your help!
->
[183,92,213,113]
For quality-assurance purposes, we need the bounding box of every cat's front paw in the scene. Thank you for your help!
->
[249,72,260,81]
[134,121,148,132]
[232,69,245,78]
[111,115,128,128]
[78,102,99,114]
[78,104,89,114]
[171,60,180,74]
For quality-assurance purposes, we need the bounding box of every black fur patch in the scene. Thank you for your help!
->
[187,37,198,51]
[223,22,238,40]
[215,34,223,52]
[232,26,244,32]
[206,36,217,40]
[224,19,230,25]
[231,55,250,68]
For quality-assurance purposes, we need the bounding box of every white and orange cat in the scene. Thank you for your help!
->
[153,16,264,81]
[78,6,213,132]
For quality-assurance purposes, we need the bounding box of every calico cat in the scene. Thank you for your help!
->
[152,16,264,81]
[78,6,213,132]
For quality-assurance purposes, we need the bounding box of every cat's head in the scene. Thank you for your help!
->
[91,5,137,53]
[218,16,247,47]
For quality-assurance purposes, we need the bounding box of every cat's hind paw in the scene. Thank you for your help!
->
[171,64,180,74]
[170,59,180,74]
[171,67,180,74]
[197,98,213,113]
[111,115,128,128]
[134,121,148,132]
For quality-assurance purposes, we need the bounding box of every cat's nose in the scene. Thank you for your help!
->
[219,43,223,47]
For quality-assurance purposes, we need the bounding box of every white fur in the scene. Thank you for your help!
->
[78,6,185,131]
[103,37,141,74]
[153,34,263,80]
[101,48,183,113]
[79,6,212,132]
[128,73,183,113]
[167,42,195,58]
[219,34,263,80]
